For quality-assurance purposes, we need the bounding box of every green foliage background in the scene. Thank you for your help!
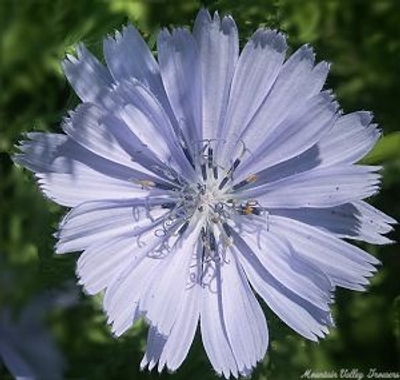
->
[1,0,399,379]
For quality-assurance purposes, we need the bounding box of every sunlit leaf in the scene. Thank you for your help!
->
[361,132,400,164]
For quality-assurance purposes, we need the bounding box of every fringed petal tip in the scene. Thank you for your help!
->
[251,28,287,53]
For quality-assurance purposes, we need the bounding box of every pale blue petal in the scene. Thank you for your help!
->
[142,256,201,373]
[234,236,332,341]
[14,130,159,182]
[219,29,286,161]
[157,282,200,372]
[317,111,381,166]
[246,112,378,187]
[104,253,163,336]
[139,224,201,335]
[234,144,321,190]
[14,132,172,207]
[272,202,394,245]
[238,165,381,208]
[14,132,72,173]
[219,250,269,375]
[15,132,148,180]
[222,45,320,164]
[64,103,174,180]
[103,25,181,130]
[111,79,197,181]
[269,215,380,290]
[200,262,238,379]
[235,91,338,181]
[157,28,202,146]
[309,60,331,93]
[103,219,194,336]
[119,105,176,164]
[62,44,113,104]
[353,200,397,226]
[234,222,332,310]
[193,9,239,142]
[140,326,167,371]
[77,236,138,295]
[35,162,156,207]
[237,111,379,187]
[64,104,149,171]
[103,25,163,94]
[56,199,167,253]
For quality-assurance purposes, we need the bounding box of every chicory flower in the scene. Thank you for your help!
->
[14,9,395,378]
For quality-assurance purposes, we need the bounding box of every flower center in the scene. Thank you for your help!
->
[137,141,266,259]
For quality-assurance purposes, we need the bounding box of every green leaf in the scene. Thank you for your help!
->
[361,132,400,164]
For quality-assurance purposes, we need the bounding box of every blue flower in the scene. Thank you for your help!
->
[14,9,395,378]
[0,281,78,379]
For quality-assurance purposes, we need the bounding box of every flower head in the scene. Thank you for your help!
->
[14,9,395,378]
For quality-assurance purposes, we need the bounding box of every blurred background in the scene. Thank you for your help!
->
[1,0,399,379]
